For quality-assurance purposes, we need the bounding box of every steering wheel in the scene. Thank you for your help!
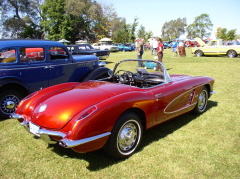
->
[115,70,133,84]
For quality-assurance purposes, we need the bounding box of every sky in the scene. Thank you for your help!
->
[96,0,240,39]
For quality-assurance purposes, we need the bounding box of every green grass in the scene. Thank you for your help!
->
[1,48,240,179]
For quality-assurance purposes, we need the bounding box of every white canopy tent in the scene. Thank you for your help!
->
[99,38,112,42]
[58,39,70,43]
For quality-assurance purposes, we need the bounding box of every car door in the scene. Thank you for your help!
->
[150,81,186,123]
[204,41,218,55]
[47,46,75,86]
[18,47,49,93]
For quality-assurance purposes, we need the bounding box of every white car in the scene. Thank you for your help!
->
[92,42,119,52]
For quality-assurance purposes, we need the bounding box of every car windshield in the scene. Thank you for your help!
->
[102,59,171,88]
[78,44,94,50]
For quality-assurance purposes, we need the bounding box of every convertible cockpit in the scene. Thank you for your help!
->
[113,68,165,88]
[99,59,170,88]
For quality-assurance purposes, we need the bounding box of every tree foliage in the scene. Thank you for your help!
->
[40,0,124,43]
[161,18,187,41]
[0,0,43,38]
[129,17,139,42]
[137,25,146,39]
[186,24,197,39]
[113,26,128,44]
[187,13,213,39]
[216,27,236,41]
[3,2,235,43]
[41,0,66,41]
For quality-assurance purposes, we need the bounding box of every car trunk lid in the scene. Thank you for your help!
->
[30,81,140,129]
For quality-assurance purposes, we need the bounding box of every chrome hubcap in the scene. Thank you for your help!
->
[1,95,19,114]
[198,91,207,111]
[118,122,138,151]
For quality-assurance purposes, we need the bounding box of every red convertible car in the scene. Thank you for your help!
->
[11,59,215,159]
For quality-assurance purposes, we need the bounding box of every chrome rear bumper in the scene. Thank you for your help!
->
[59,132,111,148]
[11,113,111,148]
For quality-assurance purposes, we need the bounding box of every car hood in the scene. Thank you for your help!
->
[30,81,140,129]
[194,37,206,47]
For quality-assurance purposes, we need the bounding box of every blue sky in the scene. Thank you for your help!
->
[96,0,240,39]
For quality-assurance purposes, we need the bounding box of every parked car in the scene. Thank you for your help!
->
[66,44,110,60]
[92,42,119,52]
[112,43,133,51]
[192,38,240,58]
[124,43,135,51]
[163,41,172,49]
[223,41,240,46]
[0,39,110,119]
[12,59,215,159]
[185,40,199,47]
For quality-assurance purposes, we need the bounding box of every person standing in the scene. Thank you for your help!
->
[171,39,178,57]
[155,38,164,71]
[135,38,139,51]
[137,38,144,67]
[149,38,154,55]
[152,38,158,56]
[178,40,186,56]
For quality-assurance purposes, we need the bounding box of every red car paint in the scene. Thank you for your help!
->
[12,59,215,159]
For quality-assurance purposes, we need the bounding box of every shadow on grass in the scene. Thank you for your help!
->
[47,100,218,171]
[101,60,114,65]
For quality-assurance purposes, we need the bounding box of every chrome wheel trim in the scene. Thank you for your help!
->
[1,95,19,114]
[228,51,235,58]
[198,90,207,112]
[196,51,202,57]
[117,120,141,155]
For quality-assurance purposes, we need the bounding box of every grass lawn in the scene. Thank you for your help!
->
[1,48,239,179]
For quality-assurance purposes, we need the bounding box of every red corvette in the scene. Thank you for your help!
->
[11,59,215,159]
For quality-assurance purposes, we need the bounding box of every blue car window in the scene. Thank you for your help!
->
[20,47,44,62]
[49,47,69,61]
[0,48,16,63]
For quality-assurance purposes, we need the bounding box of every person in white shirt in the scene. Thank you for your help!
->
[152,39,158,56]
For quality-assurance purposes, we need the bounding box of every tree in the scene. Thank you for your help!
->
[218,28,227,40]
[145,31,153,42]
[161,18,187,41]
[186,24,198,39]
[92,1,119,41]
[235,34,240,40]
[215,27,222,39]
[41,0,67,41]
[137,25,146,39]
[113,26,128,44]
[216,27,237,41]
[128,17,139,42]
[187,13,213,39]
[227,29,237,40]
[65,0,106,42]
[0,0,43,38]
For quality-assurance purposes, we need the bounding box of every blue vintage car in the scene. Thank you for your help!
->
[67,44,110,60]
[112,43,133,51]
[124,43,135,51]
[0,39,110,119]
[163,41,172,49]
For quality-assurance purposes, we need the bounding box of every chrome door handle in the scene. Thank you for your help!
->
[155,93,162,99]
[44,66,54,69]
